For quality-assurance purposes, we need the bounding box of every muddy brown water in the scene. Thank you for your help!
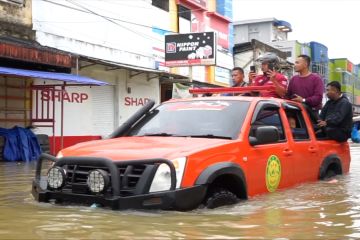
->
[1,145,360,239]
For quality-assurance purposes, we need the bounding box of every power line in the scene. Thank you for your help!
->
[39,0,174,42]
[66,0,163,42]
[33,0,229,15]
[67,0,177,33]
[34,21,154,58]
[35,0,233,45]
[37,0,231,30]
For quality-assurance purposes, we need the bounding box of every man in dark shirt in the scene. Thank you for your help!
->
[223,67,248,96]
[287,55,324,116]
[231,67,247,88]
[317,81,353,142]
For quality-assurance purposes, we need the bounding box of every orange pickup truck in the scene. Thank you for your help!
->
[32,93,351,210]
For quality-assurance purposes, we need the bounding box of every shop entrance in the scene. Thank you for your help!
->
[160,83,173,102]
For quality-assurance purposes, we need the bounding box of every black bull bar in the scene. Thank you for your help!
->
[35,153,177,196]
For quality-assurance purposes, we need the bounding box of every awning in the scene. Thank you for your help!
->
[79,56,190,82]
[0,66,107,86]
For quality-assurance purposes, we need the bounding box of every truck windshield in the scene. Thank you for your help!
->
[128,100,250,140]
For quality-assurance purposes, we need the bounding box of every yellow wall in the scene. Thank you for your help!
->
[0,0,32,26]
[169,0,178,32]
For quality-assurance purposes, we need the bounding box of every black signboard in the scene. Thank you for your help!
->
[165,32,216,67]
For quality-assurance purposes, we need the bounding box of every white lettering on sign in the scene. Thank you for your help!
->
[41,90,89,103]
[218,32,228,41]
[177,42,199,52]
[124,97,150,106]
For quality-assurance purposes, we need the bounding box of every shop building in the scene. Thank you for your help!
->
[268,40,311,65]
[0,0,107,155]
[0,0,232,154]
[233,18,292,44]
[309,41,329,86]
[233,39,293,80]
[329,58,359,114]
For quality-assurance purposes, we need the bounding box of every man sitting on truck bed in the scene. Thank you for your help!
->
[317,81,353,142]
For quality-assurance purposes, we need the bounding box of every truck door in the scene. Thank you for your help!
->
[283,104,319,182]
[246,101,295,196]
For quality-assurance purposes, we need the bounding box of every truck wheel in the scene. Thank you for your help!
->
[205,188,239,209]
[324,169,336,179]
[319,157,342,180]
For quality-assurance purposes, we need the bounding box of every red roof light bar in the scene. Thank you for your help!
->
[189,86,276,94]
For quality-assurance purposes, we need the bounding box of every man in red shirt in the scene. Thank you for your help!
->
[249,52,288,98]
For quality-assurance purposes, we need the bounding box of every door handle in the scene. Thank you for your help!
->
[308,146,317,153]
[283,148,293,156]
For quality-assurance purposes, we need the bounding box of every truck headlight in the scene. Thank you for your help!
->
[87,169,110,193]
[47,166,66,189]
[149,157,187,193]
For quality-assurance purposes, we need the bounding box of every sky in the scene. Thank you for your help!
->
[232,0,360,64]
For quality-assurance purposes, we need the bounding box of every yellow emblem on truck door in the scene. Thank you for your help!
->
[266,155,281,192]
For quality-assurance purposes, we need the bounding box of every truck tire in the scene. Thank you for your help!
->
[319,156,342,180]
[324,169,336,179]
[205,187,239,209]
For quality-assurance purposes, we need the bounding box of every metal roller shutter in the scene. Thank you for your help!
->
[91,85,115,136]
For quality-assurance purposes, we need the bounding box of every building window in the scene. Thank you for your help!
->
[178,5,191,21]
[152,0,169,12]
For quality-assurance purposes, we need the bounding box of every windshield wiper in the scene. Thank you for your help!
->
[138,133,232,139]
[140,133,177,137]
[187,134,232,139]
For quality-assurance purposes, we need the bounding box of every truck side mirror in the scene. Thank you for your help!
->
[249,126,280,146]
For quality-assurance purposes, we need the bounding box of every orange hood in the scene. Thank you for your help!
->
[61,136,231,161]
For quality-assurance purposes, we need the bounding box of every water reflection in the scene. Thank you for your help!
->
[0,145,360,239]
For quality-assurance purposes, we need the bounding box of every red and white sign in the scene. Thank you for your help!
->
[206,13,230,50]
[41,89,89,103]
[124,97,150,106]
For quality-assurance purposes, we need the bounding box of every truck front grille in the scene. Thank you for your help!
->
[62,164,151,196]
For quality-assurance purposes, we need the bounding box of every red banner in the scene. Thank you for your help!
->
[206,12,230,49]
[0,42,72,68]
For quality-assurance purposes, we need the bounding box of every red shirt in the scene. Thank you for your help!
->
[252,73,288,98]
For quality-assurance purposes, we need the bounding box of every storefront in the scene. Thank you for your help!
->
[0,39,108,156]
[0,39,189,156]
[32,56,182,154]
[0,66,107,154]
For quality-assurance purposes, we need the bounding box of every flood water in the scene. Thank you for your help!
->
[1,145,360,239]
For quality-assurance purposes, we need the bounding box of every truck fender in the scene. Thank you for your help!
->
[319,154,343,180]
[195,162,247,198]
